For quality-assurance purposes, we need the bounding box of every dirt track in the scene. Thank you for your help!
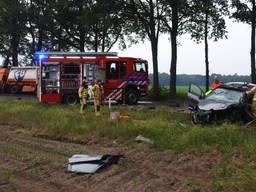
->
[0,123,220,192]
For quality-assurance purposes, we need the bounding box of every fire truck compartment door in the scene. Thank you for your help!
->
[105,61,120,88]
[94,66,106,83]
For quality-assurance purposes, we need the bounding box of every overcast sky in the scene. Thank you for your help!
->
[120,19,252,75]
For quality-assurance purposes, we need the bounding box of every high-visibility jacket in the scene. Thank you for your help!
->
[247,86,256,115]
[211,82,221,90]
[92,84,104,100]
[78,86,88,99]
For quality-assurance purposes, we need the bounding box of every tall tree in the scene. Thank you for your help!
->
[186,0,228,91]
[232,0,256,83]
[161,0,188,96]
[125,0,165,97]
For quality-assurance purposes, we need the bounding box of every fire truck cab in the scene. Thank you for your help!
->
[35,52,149,105]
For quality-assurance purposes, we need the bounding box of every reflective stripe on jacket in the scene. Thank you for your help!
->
[78,87,88,99]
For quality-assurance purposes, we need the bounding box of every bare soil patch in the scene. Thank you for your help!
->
[0,123,220,192]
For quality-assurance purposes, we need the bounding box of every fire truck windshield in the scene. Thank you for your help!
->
[134,62,147,73]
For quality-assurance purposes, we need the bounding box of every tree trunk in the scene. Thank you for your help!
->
[11,33,19,67]
[204,10,210,91]
[102,17,107,52]
[150,38,160,97]
[37,28,43,51]
[79,32,85,52]
[79,40,85,52]
[170,2,178,96]
[57,28,63,51]
[251,0,256,83]
[3,55,10,67]
[94,25,99,52]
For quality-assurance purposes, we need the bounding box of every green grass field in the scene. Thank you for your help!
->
[1,99,256,191]
[149,86,189,100]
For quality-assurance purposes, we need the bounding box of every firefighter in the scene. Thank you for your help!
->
[205,76,222,96]
[91,79,102,116]
[247,85,256,115]
[211,76,221,90]
[78,78,88,114]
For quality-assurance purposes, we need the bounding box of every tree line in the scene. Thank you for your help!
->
[150,73,251,86]
[0,0,255,97]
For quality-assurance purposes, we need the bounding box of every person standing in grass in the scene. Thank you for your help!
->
[78,78,88,114]
[92,79,102,116]
[247,85,256,115]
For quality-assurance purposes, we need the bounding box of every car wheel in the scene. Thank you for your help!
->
[191,111,199,124]
[125,89,139,105]
[64,94,78,105]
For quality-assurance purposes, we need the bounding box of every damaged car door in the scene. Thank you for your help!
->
[187,84,205,108]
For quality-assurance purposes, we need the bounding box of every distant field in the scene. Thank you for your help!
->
[0,100,256,191]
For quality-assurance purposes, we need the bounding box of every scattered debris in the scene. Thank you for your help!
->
[148,105,156,111]
[110,112,120,120]
[119,115,129,121]
[179,122,187,128]
[68,154,121,174]
[110,112,129,121]
[135,135,154,145]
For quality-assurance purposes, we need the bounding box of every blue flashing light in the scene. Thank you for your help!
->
[39,54,46,60]
[35,52,47,61]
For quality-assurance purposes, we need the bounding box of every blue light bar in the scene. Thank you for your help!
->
[35,52,47,61]
[39,54,46,60]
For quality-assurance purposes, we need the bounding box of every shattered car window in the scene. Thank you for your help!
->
[206,88,243,103]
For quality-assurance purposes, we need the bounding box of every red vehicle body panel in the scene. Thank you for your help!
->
[41,94,62,103]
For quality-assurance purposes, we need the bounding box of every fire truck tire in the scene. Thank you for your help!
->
[10,86,21,94]
[125,89,139,105]
[64,94,78,105]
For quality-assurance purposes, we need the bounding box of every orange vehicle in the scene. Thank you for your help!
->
[35,52,149,105]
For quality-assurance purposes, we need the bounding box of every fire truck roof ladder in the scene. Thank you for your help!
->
[35,52,118,59]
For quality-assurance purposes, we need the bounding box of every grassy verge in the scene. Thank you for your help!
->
[149,86,189,101]
[0,99,255,153]
[1,100,256,191]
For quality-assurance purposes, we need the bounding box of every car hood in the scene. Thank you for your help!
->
[198,99,238,111]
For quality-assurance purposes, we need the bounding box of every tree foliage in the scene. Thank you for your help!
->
[185,0,229,91]
[0,0,126,65]
[231,0,256,83]
[0,0,27,66]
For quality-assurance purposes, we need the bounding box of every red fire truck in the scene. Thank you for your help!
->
[35,52,149,105]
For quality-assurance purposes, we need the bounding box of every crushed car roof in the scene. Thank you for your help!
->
[223,82,256,91]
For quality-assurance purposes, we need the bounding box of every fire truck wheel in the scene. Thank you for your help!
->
[64,94,78,105]
[10,86,21,94]
[125,89,139,105]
